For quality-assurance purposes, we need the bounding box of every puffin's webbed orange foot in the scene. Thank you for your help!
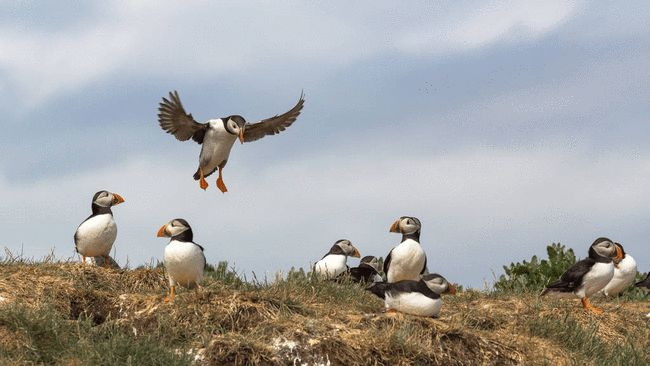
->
[216,177,228,193]
[581,298,603,314]
[199,177,208,190]
[163,286,175,303]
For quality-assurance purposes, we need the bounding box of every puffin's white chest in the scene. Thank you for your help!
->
[387,239,426,283]
[75,214,117,257]
[576,262,614,298]
[599,255,637,297]
[164,240,205,288]
[385,292,442,317]
[314,254,347,279]
[200,120,237,170]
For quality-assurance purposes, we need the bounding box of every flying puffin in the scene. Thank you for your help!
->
[74,190,125,268]
[348,256,383,283]
[598,242,637,297]
[367,273,456,317]
[157,91,305,192]
[383,216,427,283]
[157,218,206,303]
[635,272,650,292]
[313,239,361,280]
[541,237,623,313]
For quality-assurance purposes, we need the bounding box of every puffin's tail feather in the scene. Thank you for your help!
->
[193,168,200,180]
[540,280,574,296]
[366,282,389,299]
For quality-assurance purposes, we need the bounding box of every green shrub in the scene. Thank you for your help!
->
[494,243,576,293]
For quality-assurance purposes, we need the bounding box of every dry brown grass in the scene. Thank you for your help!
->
[0,262,648,365]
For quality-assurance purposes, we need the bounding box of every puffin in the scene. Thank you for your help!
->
[157,219,206,303]
[313,239,361,280]
[635,272,650,292]
[383,216,427,283]
[367,273,456,317]
[348,256,383,283]
[157,90,305,192]
[598,242,637,297]
[541,237,623,313]
[74,190,125,268]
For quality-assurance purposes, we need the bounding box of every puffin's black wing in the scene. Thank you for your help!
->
[635,273,650,289]
[349,266,377,283]
[383,249,393,275]
[366,282,390,299]
[542,258,595,295]
[242,92,304,143]
[420,256,428,275]
[158,91,208,144]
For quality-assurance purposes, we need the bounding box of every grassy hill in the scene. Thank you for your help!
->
[0,260,648,365]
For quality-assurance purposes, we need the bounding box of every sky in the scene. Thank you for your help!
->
[1,1,649,288]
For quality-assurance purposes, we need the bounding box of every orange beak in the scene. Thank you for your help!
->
[112,193,125,205]
[389,220,400,233]
[351,247,361,258]
[239,129,244,144]
[446,284,457,295]
[157,224,168,238]
[614,245,623,261]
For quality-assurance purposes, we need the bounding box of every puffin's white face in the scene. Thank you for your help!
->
[93,191,125,207]
[423,274,456,295]
[157,219,190,238]
[336,239,361,258]
[224,116,246,144]
[389,216,421,235]
[361,256,379,270]
[592,239,621,260]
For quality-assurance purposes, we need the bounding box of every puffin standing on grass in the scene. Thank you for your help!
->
[157,219,206,303]
[348,256,383,283]
[74,190,125,268]
[541,237,623,313]
[598,242,637,297]
[384,216,427,283]
[313,239,361,280]
[367,273,456,317]
[157,91,305,192]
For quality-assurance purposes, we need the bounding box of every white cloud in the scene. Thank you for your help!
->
[1,143,648,287]
[0,1,581,107]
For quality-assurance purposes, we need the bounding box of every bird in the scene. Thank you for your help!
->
[635,272,650,293]
[383,216,427,283]
[313,239,361,280]
[157,219,206,303]
[597,242,637,297]
[157,90,305,192]
[366,273,456,317]
[541,237,623,313]
[348,256,383,283]
[74,190,125,268]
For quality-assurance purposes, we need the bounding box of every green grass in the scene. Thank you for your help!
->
[0,303,191,366]
[529,313,645,366]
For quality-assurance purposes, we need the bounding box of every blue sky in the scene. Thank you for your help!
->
[1,1,648,287]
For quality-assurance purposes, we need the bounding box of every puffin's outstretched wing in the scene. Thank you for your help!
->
[243,92,305,143]
[541,258,595,295]
[158,91,208,144]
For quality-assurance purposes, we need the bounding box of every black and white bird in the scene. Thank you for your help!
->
[157,91,305,192]
[541,237,623,313]
[313,239,361,280]
[367,273,456,317]
[74,190,125,268]
[384,216,427,283]
[157,219,206,303]
[348,256,383,283]
[598,242,637,297]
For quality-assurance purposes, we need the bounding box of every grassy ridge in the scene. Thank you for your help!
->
[0,260,648,365]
